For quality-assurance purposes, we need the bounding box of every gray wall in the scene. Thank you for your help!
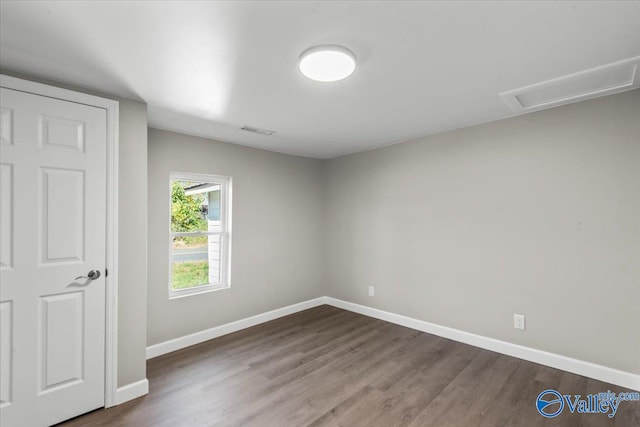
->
[324,89,640,374]
[116,100,148,386]
[0,70,149,387]
[147,129,324,346]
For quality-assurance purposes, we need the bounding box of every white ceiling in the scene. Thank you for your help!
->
[1,1,639,159]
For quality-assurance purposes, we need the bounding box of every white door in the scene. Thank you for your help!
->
[0,87,107,426]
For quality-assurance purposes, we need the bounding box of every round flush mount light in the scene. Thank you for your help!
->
[298,45,356,82]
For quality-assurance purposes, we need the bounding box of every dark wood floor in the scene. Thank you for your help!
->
[60,305,639,426]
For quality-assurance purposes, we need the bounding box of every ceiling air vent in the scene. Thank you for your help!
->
[241,125,275,136]
[500,56,640,113]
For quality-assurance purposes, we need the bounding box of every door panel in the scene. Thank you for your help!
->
[0,87,107,426]
[39,292,84,392]
[40,167,85,264]
[0,164,12,269]
[0,107,12,145]
[0,301,12,407]
[39,114,85,152]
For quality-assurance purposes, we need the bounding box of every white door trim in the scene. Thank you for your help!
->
[0,74,120,408]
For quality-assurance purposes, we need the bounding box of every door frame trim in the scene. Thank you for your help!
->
[0,74,120,408]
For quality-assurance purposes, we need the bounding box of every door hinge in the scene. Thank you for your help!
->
[105,268,108,277]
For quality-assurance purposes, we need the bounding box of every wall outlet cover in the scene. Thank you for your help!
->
[513,314,526,330]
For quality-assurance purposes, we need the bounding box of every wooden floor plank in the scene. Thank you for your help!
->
[58,306,640,427]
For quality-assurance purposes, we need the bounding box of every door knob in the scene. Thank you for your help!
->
[75,270,101,281]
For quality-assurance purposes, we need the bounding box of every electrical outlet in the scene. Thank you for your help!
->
[513,314,525,330]
[368,286,375,297]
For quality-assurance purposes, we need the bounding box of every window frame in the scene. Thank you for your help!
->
[168,171,232,299]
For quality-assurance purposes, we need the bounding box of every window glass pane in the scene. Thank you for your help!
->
[171,235,209,289]
[171,180,221,233]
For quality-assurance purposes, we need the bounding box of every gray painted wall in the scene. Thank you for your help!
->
[324,89,640,374]
[147,129,324,346]
[0,70,149,387]
[116,100,148,386]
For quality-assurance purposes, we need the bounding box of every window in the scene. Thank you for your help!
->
[169,172,231,298]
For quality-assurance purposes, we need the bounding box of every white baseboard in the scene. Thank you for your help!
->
[143,295,639,391]
[146,297,327,360]
[114,378,149,406]
[325,297,640,391]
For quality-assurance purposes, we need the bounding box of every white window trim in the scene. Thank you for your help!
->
[168,171,232,299]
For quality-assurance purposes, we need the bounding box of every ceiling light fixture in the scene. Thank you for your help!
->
[298,45,356,82]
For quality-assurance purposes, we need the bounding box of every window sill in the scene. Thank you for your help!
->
[168,283,229,300]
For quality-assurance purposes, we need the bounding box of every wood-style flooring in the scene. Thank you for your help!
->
[60,305,639,426]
